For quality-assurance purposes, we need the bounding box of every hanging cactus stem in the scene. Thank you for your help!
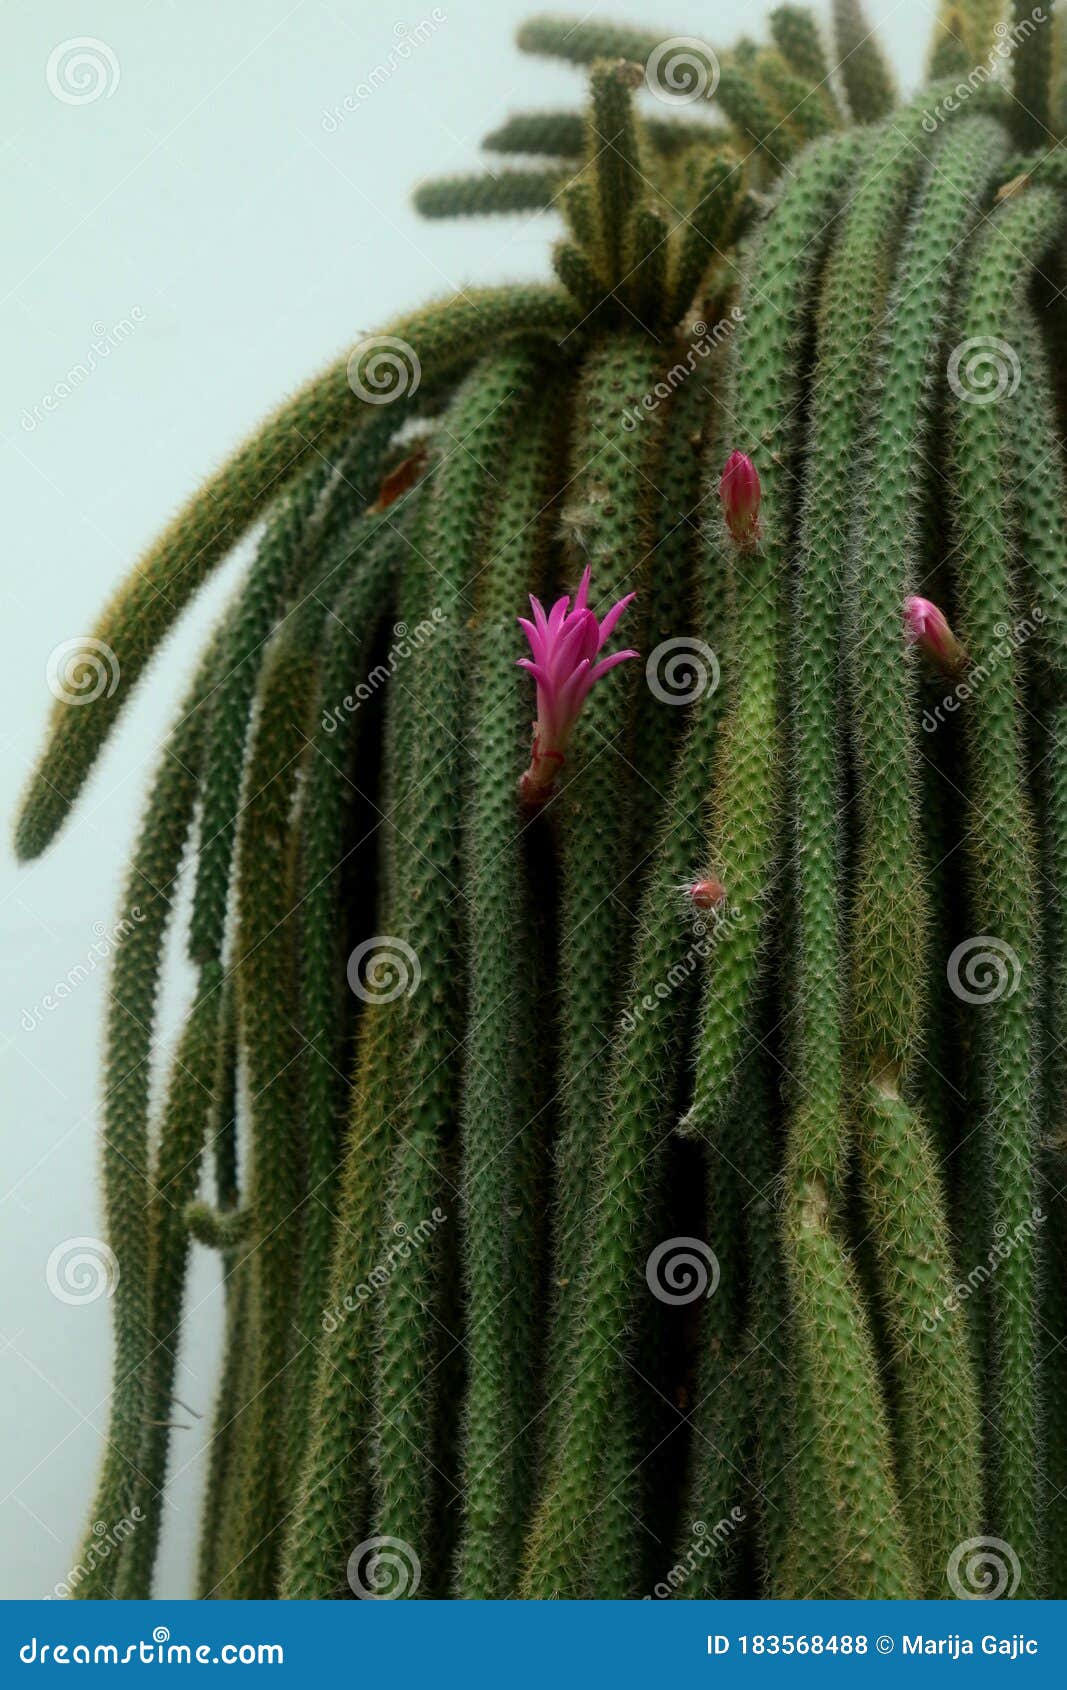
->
[22,1,1067,1604]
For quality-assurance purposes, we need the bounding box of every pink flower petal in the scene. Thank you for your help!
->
[517,658,553,691]
[595,592,636,650]
[528,594,549,636]
[588,648,639,684]
[546,593,571,641]
[517,616,544,659]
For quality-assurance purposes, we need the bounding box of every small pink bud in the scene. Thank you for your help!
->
[904,595,967,675]
[719,450,761,549]
[686,877,726,911]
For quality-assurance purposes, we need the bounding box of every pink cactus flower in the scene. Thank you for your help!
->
[904,595,967,675]
[517,567,638,804]
[719,449,762,549]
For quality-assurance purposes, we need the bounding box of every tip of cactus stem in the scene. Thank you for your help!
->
[719,448,762,548]
[605,56,645,89]
[904,594,967,676]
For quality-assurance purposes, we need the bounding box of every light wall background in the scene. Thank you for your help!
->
[1,0,931,1598]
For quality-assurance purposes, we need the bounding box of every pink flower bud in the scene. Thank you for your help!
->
[719,450,761,549]
[904,595,967,675]
[686,878,726,911]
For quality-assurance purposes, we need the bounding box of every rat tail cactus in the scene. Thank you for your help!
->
[18,1,1067,1600]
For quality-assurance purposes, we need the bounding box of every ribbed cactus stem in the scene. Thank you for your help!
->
[1007,305,1067,1600]
[832,0,896,120]
[740,1048,794,1596]
[674,1070,751,1599]
[484,111,587,157]
[68,631,223,1597]
[681,128,869,1147]
[284,517,412,1493]
[115,961,226,1598]
[848,115,1008,1080]
[856,1082,984,1592]
[522,547,727,1594]
[715,62,797,159]
[769,5,843,117]
[222,590,329,1596]
[781,94,969,1600]
[843,115,1003,1595]
[196,1264,250,1597]
[280,996,404,1598]
[928,9,973,77]
[755,48,837,142]
[665,151,741,323]
[539,334,665,1456]
[1011,0,1054,144]
[950,183,1066,1596]
[414,169,567,218]
[626,206,670,324]
[188,411,408,966]
[454,388,559,1596]
[371,349,543,1584]
[629,340,717,847]
[517,16,668,66]
[485,108,731,158]
[588,59,645,287]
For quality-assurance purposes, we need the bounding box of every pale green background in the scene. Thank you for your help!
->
[1,0,931,1598]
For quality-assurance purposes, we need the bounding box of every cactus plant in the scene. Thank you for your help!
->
[19,1,1067,1600]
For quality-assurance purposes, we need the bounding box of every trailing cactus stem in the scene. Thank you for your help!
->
[950,185,1066,1595]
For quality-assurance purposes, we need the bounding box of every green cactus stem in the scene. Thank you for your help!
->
[949,183,1066,1595]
